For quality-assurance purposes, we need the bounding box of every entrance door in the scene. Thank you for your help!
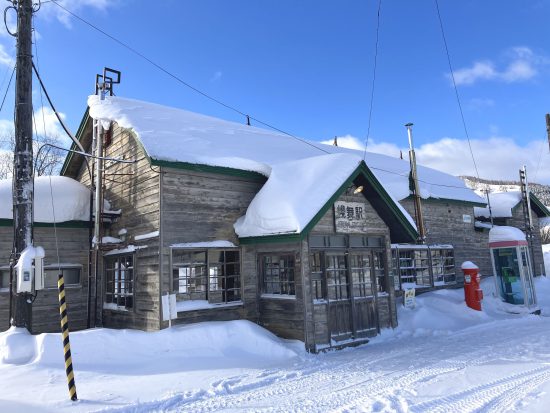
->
[349,253,378,338]
[325,251,380,343]
[325,253,353,341]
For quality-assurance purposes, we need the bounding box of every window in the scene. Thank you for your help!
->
[373,250,386,293]
[262,254,295,296]
[104,254,134,310]
[171,249,241,304]
[43,267,81,289]
[0,268,10,292]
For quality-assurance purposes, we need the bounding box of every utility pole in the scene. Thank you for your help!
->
[11,0,34,329]
[405,123,426,242]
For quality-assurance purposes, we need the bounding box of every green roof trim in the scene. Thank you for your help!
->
[151,158,267,182]
[529,193,550,217]
[402,194,486,208]
[0,219,90,228]
[60,108,90,176]
[238,161,418,245]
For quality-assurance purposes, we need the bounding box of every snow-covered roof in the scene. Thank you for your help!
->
[233,153,410,237]
[489,226,526,244]
[0,176,90,223]
[87,95,484,206]
[474,192,521,219]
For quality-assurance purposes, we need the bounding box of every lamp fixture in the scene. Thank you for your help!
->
[353,185,364,194]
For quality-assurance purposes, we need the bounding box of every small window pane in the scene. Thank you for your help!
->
[0,270,9,290]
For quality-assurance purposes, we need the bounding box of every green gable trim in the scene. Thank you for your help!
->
[0,219,90,228]
[60,108,90,176]
[238,161,419,245]
[151,158,267,182]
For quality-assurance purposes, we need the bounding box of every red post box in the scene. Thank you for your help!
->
[461,261,483,311]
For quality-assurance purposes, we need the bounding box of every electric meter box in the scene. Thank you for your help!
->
[15,246,45,293]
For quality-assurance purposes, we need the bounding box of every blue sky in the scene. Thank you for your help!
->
[1,0,549,183]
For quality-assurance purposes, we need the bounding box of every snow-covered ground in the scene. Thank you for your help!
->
[2,276,550,412]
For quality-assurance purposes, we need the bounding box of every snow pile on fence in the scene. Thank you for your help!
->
[0,176,90,223]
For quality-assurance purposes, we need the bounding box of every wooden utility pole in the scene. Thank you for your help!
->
[12,0,34,329]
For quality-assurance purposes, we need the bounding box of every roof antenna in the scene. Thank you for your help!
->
[333,136,338,147]
[246,115,250,126]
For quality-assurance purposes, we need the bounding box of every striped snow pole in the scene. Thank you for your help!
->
[58,273,78,401]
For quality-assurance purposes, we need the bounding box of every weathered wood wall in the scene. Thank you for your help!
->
[74,124,161,331]
[399,198,492,280]
[244,242,305,341]
[159,168,265,327]
[305,190,397,351]
[0,226,90,333]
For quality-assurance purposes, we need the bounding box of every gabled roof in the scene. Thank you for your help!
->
[234,154,418,243]
[474,191,550,219]
[62,95,484,206]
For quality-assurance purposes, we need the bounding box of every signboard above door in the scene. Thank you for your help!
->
[334,201,368,233]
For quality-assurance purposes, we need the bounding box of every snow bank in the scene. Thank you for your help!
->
[0,320,297,372]
[543,244,550,276]
[377,275,549,342]
[87,95,483,205]
[0,327,36,364]
[0,176,91,223]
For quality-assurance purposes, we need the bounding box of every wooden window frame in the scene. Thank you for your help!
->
[170,248,242,304]
[260,253,296,297]
[104,253,135,311]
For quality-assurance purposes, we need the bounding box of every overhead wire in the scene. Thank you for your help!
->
[47,0,485,193]
[49,0,329,155]
[362,0,382,161]
[0,65,15,114]
[434,0,480,181]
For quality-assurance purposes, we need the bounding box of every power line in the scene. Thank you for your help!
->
[49,0,328,155]
[0,65,15,114]
[434,0,480,181]
[363,0,382,161]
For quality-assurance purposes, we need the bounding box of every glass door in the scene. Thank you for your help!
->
[325,253,353,341]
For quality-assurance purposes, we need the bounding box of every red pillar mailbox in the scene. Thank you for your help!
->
[461,261,483,311]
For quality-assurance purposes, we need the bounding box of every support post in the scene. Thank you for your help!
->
[12,0,34,330]
[57,273,78,401]
[405,123,426,242]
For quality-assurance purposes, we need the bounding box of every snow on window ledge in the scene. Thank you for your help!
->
[261,293,296,300]
[103,302,130,312]
[176,300,243,313]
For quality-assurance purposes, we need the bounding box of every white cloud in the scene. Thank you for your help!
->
[451,47,545,86]
[323,134,550,185]
[0,44,14,68]
[0,106,68,143]
[210,71,222,83]
[40,0,117,29]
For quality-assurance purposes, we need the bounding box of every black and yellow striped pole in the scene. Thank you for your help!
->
[58,273,78,401]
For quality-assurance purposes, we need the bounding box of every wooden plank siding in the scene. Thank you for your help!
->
[399,198,493,281]
[305,191,398,351]
[159,168,265,328]
[74,124,162,331]
[0,226,90,333]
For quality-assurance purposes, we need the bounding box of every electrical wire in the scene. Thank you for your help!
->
[362,0,382,161]
[49,0,329,155]
[434,0,480,181]
[0,65,15,114]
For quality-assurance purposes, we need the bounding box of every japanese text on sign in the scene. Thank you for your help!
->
[334,201,368,233]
